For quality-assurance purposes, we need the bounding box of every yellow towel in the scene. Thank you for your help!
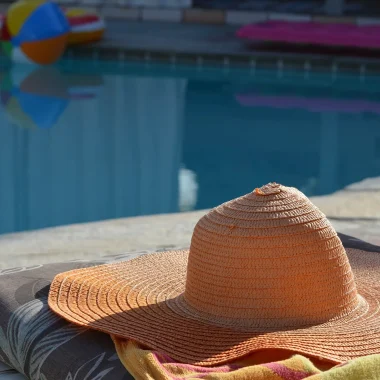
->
[113,337,380,380]
[113,338,324,380]
[308,354,380,379]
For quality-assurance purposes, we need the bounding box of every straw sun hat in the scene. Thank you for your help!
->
[49,183,380,366]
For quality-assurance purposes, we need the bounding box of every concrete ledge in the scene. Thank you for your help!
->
[0,210,206,269]
[1,178,380,269]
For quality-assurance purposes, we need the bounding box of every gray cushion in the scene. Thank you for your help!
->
[0,250,154,380]
[0,237,379,379]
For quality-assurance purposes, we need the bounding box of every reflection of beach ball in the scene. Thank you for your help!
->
[0,66,69,129]
[0,64,104,129]
[1,0,69,65]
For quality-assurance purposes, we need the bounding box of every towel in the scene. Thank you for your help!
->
[113,338,322,380]
[308,354,380,380]
[113,338,380,380]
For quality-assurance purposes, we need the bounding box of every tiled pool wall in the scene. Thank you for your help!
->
[63,44,380,78]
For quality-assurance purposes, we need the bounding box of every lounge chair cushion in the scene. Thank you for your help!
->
[0,237,378,379]
[0,250,156,380]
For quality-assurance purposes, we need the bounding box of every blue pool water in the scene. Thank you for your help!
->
[1,59,380,235]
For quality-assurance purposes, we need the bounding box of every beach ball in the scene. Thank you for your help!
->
[0,65,69,129]
[1,0,70,65]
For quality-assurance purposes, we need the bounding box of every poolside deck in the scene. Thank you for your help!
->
[66,19,380,73]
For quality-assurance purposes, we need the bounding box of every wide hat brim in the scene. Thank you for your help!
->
[48,246,380,366]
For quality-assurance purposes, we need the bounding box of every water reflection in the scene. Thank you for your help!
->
[182,78,380,209]
[0,65,103,130]
[179,166,198,212]
[0,63,188,234]
[0,61,379,234]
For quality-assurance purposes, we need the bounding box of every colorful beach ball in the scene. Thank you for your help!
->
[1,0,70,65]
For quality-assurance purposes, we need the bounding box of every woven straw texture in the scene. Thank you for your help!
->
[48,183,380,366]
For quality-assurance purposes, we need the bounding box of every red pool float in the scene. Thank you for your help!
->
[65,8,105,45]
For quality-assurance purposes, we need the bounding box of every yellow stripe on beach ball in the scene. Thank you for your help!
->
[7,0,45,37]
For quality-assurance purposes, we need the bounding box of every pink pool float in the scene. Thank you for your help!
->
[236,21,380,49]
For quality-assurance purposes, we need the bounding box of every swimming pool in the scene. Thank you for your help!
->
[1,59,380,235]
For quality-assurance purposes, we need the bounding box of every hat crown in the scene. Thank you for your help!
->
[184,183,360,328]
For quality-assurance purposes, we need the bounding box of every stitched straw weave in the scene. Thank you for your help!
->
[49,183,380,366]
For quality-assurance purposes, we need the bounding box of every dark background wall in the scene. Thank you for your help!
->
[192,0,380,17]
